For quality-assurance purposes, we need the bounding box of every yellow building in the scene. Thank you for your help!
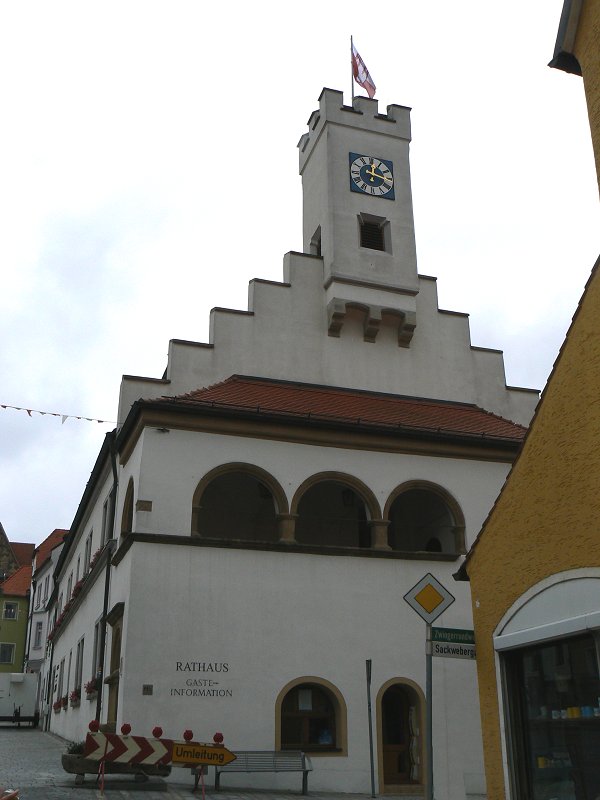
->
[549,0,600,190]
[463,1,600,798]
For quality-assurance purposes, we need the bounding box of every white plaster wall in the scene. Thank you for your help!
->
[119,254,537,427]
[47,573,107,742]
[116,429,145,533]
[134,427,511,548]
[115,542,483,799]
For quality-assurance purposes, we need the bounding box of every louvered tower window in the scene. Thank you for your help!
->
[360,221,384,250]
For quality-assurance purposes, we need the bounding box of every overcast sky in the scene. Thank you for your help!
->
[1,1,598,546]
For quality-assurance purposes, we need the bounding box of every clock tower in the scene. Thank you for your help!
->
[298,88,419,345]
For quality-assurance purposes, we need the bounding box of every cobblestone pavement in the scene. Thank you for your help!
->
[0,727,401,800]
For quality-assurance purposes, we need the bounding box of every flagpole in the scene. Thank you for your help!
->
[350,35,354,102]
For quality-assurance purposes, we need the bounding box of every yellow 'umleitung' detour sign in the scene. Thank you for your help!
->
[171,741,237,766]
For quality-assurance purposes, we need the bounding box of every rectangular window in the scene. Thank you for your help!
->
[2,602,18,620]
[34,621,43,649]
[76,556,80,583]
[74,637,85,691]
[504,633,600,799]
[57,659,65,700]
[34,585,40,610]
[92,619,102,677]
[101,497,110,545]
[66,572,73,601]
[84,532,93,572]
[43,575,49,601]
[0,643,15,664]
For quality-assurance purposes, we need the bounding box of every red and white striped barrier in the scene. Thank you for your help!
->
[84,732,173,765]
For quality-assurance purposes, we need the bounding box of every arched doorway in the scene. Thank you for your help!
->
[106,613,123,733]
[377,680,423,793]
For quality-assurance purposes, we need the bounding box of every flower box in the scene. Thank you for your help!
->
[61,754,171,785]
[85,677,101,700]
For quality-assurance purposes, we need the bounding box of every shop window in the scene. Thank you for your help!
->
[387,485,464,554]
[193,469,279,543]
[295,480,370,548]
[504,633,600,799]
[280,683,339,752]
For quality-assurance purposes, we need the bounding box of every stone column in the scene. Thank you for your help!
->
[277,514,299,544]
[369,519,391,550]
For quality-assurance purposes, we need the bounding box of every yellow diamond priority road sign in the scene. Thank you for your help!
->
[404,573,455,624]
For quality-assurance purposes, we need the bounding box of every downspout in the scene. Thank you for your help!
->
[24,582,34,668]
[44,642,53,732]
[95,430,118,722]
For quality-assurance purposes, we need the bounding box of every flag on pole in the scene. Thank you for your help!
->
[351,40,376,99]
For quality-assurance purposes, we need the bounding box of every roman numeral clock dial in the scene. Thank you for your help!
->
[349,153,395,200]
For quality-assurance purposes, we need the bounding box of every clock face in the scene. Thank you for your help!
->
[349,153,395,200]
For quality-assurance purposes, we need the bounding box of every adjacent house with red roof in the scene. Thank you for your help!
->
[24,529,68,728]
[0,523,34,585]
[0,565,32,673]
[44,87,539,796]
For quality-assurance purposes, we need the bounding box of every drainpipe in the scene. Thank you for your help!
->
[44,642,53,732]
[24,582,34,668]
[95,431,119,722]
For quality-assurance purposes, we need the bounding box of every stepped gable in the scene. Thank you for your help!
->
[2,564,32,596]
[154,375,527,442]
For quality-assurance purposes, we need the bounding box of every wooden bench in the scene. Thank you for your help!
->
[211,750,313,794]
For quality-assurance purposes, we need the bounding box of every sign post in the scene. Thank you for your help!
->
[404,573,455,800]
[365,660,376,798]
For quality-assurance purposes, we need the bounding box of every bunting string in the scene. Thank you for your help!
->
[1,403,115,425]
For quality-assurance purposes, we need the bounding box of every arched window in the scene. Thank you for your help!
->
[276,678,347,755]
[386,483,465,554]
[192,467,281,543]
[120,479,134,536]
[295,480,371,548]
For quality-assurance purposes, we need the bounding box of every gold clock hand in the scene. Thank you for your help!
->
[366,165,392,183]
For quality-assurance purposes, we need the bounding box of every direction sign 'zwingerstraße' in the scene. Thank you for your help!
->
[431,627,476,660]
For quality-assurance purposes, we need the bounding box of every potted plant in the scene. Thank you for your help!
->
[61,694,68,710]
[61,734,171,784]
[52,700,62,714]
[69,688,81,708]
[85,677,100,700]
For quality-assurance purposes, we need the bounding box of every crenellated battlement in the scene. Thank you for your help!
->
[298,88,411,173]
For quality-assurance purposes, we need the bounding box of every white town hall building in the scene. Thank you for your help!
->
[42,88,538,798]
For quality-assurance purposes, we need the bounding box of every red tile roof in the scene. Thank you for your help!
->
[2,565,32,597]
[153,375,527,443]
[34,529,68,574]
[10,542,35,567]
